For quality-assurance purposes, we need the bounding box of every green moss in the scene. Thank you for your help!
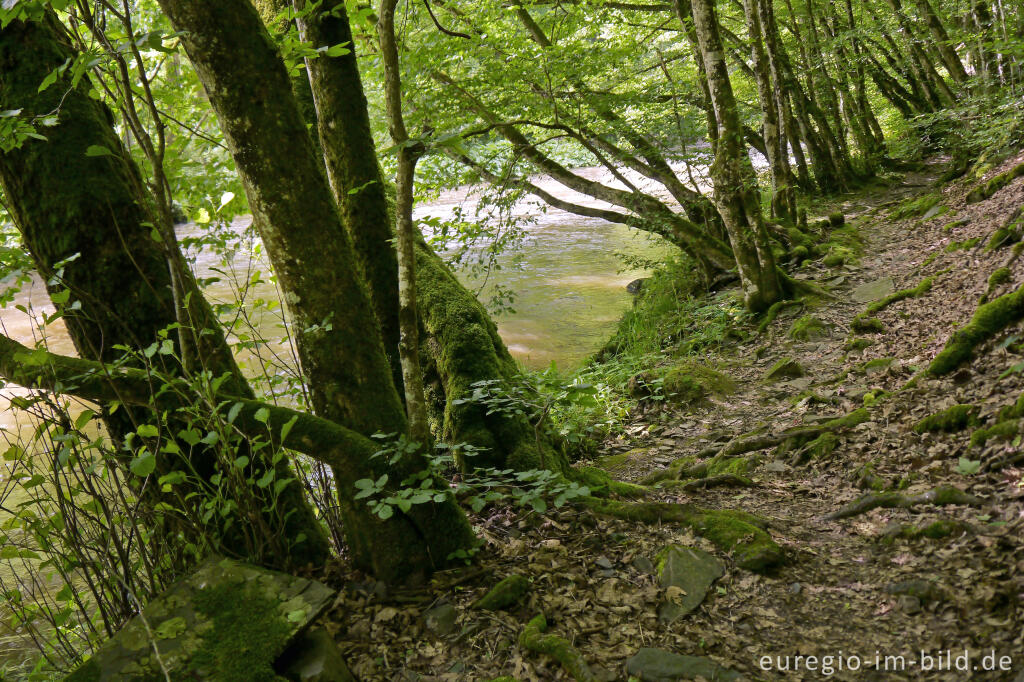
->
[805,432,839,459]
[851,314,886,334]
[518,614,592,680]
[820,225,863,267]
[862,390,890,407]
[571,466,646,498]
[970,420,1020,447]
[987,226,1021,251]
[945,236,982,253]
[996,393,1024,422]
[596,452,631,474]
[705,455,754,477]
[929,284,1024,375]
[921,519,966,539]
[844,337,875,352]
[693,510,783,573]
[791,244,809,262]
[828,212,845,227]
[942,219,969,233]
[891,193,941,220]
[189,579,292,681]
[862,357,895,374]
[824,408,871,429]
[787,315,829,341]
[913,404,979,433]
[661,361,736,404]
[988,268,1012,289]
[966,161,1024,203]
[823,251,847,267]
[764,357,805,382]
[473,574,531,611]
[865,277,934,315]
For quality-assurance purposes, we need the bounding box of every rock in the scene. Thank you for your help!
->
[897,594,922,615]
[423,603,458,637]
[625,648,743,681]
[63,556,337,682]
[762,460,791,473]
[632,556,656,575]
[655,546,724,624]
[278,627,356,682]
[595,556,614,570]
[852,277,895,303]
[764,358,805,382]
[627,277,650,294]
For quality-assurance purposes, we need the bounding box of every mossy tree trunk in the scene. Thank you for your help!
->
[0,12,330,570]
[691,0,782,312]
[280,2,568,472]
[155,0,476,582]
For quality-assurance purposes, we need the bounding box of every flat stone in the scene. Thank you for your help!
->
[279,627,356,681]
[625,648,743,681]
[922,204,944,220]
[64,556,336,682]
[852,277,895,303]
[632,556,656,575]
[656,546,724,624]
[423,603,458,637]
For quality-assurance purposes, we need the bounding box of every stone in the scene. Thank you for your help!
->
[423,603,458,637]
[64,556,337,682]
[656,546,724,624]
[764,358,805,382]
[632,556,656,575]
[852,277,895,303]
[625,648,743,681]
[278,627,356,682]
[627,277,650,294]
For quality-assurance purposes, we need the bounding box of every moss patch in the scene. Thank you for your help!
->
[692,510,784,573]
[966,161,1024,203]
[472,574,531,611]
[787,315,830,341]
[891,193,941,220]
[851,314,886,334]
[764,358,805,382]
[945,236,982,253]
[844,337,874,352]
[913,404,980,434]
[970,419,1020,447]
[661,361,736,404]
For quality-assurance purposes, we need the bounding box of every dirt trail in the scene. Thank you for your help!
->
[326,157,1024,681]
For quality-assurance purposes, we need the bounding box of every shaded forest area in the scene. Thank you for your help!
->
[0,0,1023,679]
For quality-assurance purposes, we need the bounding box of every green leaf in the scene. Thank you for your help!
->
[955,457,981,475]
[227,402,243,424]
[254,407,269,424]
[130,452,157,477]
[74,409,95,431]
[136,424,160,438]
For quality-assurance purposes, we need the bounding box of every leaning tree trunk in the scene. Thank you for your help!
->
[285,0,567,473]
[156,0,476,583]
[0,12,330,570]
[691,0,782,312]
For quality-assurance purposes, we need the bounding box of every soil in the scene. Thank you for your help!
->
[317,154,1024,682]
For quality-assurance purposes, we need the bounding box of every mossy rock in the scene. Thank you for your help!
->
[828,212,845,227]
[64,557,335,682]
[862,357,895,376]
[844,337,874,352]
[986,226,1022,251]
[705,455,756,477]
[472,574,531,611]
[787,315,830,341]
[597,449,647,475]
[692,510,783,573]
[966,161,1024,203]
[988,267,1012,288]
[661,361,736,404]
[764,358,805,382]
[891,193,941,220]
[913,404,980,434]
[970,419,1021,448]
[851,314,886,334]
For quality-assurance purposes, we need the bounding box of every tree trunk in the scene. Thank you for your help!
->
[155,0,476,582]
[0,12,330,569]
[691,0,782,312]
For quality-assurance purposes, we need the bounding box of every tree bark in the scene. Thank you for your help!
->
[691,0,782,312]
[155,0,475,582]
[0,12,330,569]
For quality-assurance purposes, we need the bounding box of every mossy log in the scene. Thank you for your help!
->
[701,409,868,461]
[519,614,597,682]
[824,485,982,521]
[879,519,974,543]
[966,161,1024,203]
[928,284,1024,376]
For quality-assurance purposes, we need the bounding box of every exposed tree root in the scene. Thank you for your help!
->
[579,498,784,573]
[660,474,755,492]
[878,518,975,543]
[929,283,1024,376]
[966,160,1024,203]
[472,574,530,611]
[519,614,597,682]
[702,409,869,461]
[825,485,982,521]
[865,276,934,315]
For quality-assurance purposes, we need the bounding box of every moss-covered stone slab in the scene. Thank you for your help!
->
[625,648,742,681]
[64,556,336,682]
[655,546,724,624]
[764,358,805,382]
[852,277,895,303]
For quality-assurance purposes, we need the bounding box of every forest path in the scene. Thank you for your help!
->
[592,154,1024,681]
[325,157,1024,682]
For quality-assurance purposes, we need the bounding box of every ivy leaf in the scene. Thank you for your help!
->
[130,452,157,477]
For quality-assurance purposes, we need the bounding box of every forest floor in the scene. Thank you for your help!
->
[320,153,1024,682]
